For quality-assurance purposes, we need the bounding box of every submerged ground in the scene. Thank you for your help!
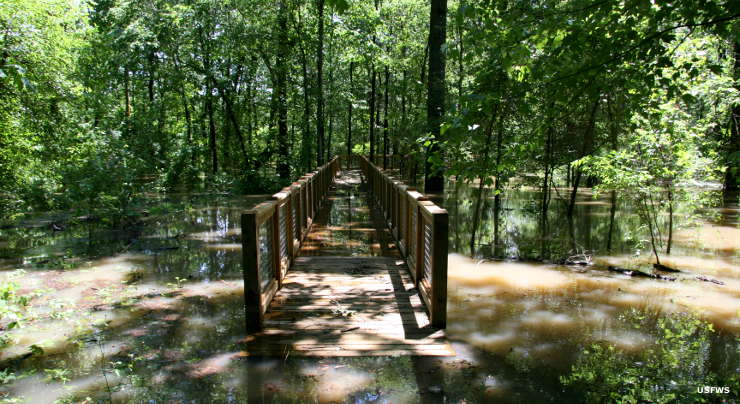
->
[0,177,738,403]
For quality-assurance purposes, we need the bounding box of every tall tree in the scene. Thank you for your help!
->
[425,0,447,192]
[316,0,326,166]
[276,0,291,179]
[725,39,740,200]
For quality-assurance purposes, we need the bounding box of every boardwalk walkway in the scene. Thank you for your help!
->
[242,170,453,356]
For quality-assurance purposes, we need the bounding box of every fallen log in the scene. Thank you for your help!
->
[607,266,676,281]
[696,275,724,285]
[653,263,681,273]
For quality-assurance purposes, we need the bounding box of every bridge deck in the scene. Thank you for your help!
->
[242,170,454,356]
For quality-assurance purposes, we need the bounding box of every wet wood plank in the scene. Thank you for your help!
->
[242,170,453,357]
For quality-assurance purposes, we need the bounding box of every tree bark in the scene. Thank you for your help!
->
[425,0,447,193]
[206,81,218,175]
[347,61,354,168]
[567,96,600,217]
[383,66,390,169]
[369,65,376,162]
[725,40,740,201]
[316,0,326,167]
[276,0,290,179]
[300,44,312,172]
[220,87,248,163]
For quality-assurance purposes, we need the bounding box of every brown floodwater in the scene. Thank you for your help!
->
[0,182,738,403]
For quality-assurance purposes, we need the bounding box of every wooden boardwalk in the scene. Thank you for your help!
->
[242,170,454,356]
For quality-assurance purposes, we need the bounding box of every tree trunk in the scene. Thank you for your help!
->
[300,46,312,172]
[470,111,497,256]
[607,191,617,251]
[220,87,248,163]
[316,0,326,167]
[123,68,131,119]
[375,72,382,165]
[276,0,290,179]
[347,61,354,168]
[456,0,464,109]
[567,96,600,217]
[667,188,673,254]
[725,40,740,201]
[383,66,390,169]
[424,0,447,193]
[206,81,218,175]
[148,51,155,103]
[369,65,376,162]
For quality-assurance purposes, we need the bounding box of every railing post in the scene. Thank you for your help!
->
[430,209,448,328]
[242,211,263,332]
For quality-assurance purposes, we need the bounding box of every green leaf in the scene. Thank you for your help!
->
[326,0,349,13]
[680,93,696,105]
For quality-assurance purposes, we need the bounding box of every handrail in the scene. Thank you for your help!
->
[358,155,448,328]
[242,157,340,332]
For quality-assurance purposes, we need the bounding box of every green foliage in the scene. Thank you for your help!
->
[54,128,150,226]
[562,312,724,403]
[0,369,17,385]
[43,368,71,383]
[0,279,29,335]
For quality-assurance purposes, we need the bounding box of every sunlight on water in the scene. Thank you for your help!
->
[674,223,740,253]
[446,252,740,368]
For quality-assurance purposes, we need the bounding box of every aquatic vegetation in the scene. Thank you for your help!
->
[562,311,735,403]
[0,279,29,336]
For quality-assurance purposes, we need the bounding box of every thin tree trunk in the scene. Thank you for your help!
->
[180,89,192,144]
[456,0,464,109]
[148,51,155,103]
[300,46,312,172]
[369,65,376,162]
[470,179,486,257]
[276,0,290,179]
[316,0,326,167]
[470,111,497,255]
[567,96,600,217]
[124,68,131,119]
[724,40,740,200]
[607,191,617,251]
[375,72,382,165]
[383,66,390,169]
[667,188,673,254]
[220,88,248,163]
[347,61,354,168]
[206,81,218,174]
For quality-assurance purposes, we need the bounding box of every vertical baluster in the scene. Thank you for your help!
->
[271,203,281,288]
[414,204,424,286]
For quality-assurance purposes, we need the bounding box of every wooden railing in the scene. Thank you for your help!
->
[359,155,448,328]
[242,157,340,332]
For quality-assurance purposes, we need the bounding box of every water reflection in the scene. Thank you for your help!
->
[439,181,739,262]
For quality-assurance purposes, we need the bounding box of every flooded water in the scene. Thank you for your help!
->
[0,180,738,403]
